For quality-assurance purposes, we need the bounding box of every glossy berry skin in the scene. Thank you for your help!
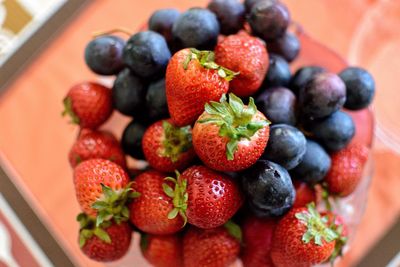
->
[241,216,277,267]
[123,31,171,78]
[289,66,326,95]
[241,160,295,217]
[244,0,277,13]
[292,180,317,208]
[64,82,113,129]
[339,67,375,110]
[267,32,300,63]
[121,120,146,160]
[291,139,331,185]
[299,72,346,119]
[263,54,291,88]
[166,49,229,127]
[141,234,183,267]
[146,79,169,121]
[73,159,130,217]
[207,0,245,35]
[256,87,297,125]
[308,111,355,152]
[248,1,290,41]
[172,8,220,50]
[183,226,240,267]
[84,35,125,75]
[81,222,132,262]
[149,9,180,44]
[262,124,307,170]
[130,170,184,235]
[325,142,369,197]
[214,32,269,97]
[69,129,126,168]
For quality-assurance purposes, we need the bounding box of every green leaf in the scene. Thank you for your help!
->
[224,220,242,242]
[140,234,149,251]
[228,94,244,117]
[226,139,239,161]
[81,229,93,239]
[79,234,87,248]
[183,52,192,70]
[94,227,111,243]
[179,210,188,227]
[163,183,175,198]
[168,208,179,219]
[121,206,130,219]
[96,210,112,227]
[218,69,227,78]
[129,191,141,198]
[164,177,177,183]
[92,201,109,210]
[302,230,313,244]
[101,184,113,198]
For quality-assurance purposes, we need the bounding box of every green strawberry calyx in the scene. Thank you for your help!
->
[328,215,348,265]
[295,203,339,246]
[199,93,270,160]
[92,181,140,227]
[162,171,188,226]
[160,120,192,163]
[62,97,80,124]
[224,220,242,242]
[77,213,112,248]
[183,48,239,81]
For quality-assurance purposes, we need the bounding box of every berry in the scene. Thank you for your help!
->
[241,160,295,217]
[339,67,375,110]
[289,66,326,95]
[256,87,297,125]
[63,82,113,129]
[141,234,183,267]
[123,31,171,78]
[207,0,245,35]
[149,9,180,44]
[121,120,146,160]
[292,180,317,208]
[263,54,291,88]
[146,78,169,121]
[84,35,125,75]
[267,32,300,62]
[262,124,307,170]
[244,0,277,13]
[321,211,349,263]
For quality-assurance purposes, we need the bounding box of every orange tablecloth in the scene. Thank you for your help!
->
[0,1,399,266]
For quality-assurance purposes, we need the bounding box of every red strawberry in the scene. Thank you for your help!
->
[130,170,184,235]
[241,216,277,267]
[142,120,196,172]
[271,204,338,267]
[292,180,317,208]
[63,82,113,129]
[140,234,183,267]
[77,213,132,262]
[69,129,126,168]
[183,223,241,267]
[325,142,369,197]
[215,31,269,97]
[73,159,135,224]
[193,93,270,172]
[166,48,237,126]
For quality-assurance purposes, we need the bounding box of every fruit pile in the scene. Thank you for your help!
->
[63,0,375,266]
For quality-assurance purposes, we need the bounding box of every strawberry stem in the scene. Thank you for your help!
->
[163,171,188,227]
[160,121,192,163]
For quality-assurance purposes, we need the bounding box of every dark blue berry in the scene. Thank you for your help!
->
[256,87,297,125]
[84,35,125,75]
[149,9,180,44]
[146,78,169,121]
[262,124,306,170]
[123,31,171,78]
[241,160,295,217]
[207,0,245,35]
[339,67,375,110]
[267,32,300,63]
[263,54,291,88]
[121,120,146,160]
[244,0,277,13]
[289,66,326,95]
[172,8,220,50]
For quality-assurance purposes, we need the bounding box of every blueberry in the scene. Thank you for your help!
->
[241,160,295,217]
[339,67,375,110]
[172,8,220,50]
[263,54,291,88]
[84,35,125,75]
[248,1,290,41]
[308,111,355,151]
[123,31,171,78]
[112,68,147,116]
[146,78,169,121]
[121,120,146,160]
[299,72,346,119]
[149,9,180,44]
[207,0,245,35]
[262,124,306,170]
[244,0,277,13]
[256,87,297,125]
[291,139,331,184]
[267,32,300,63]
[289,66,326,95]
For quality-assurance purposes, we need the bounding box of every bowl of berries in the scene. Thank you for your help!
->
[63,0,375,266]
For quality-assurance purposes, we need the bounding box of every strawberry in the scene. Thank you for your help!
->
[215,31,269,97]
[271,204,338,267]
[140,234,183,267]
[183,222,241,267]
[292,180,317,208]
[325,142,369,197]
[142,120,196,172]
[193,93,270,172]
[69,129,126,168]
[130,170,184,235]
[166,48,237,127]
[73,159,136,224]
[63,82,113,129]
[164,166,243,229]
[241,216,277,267]
[77,213,132,262]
